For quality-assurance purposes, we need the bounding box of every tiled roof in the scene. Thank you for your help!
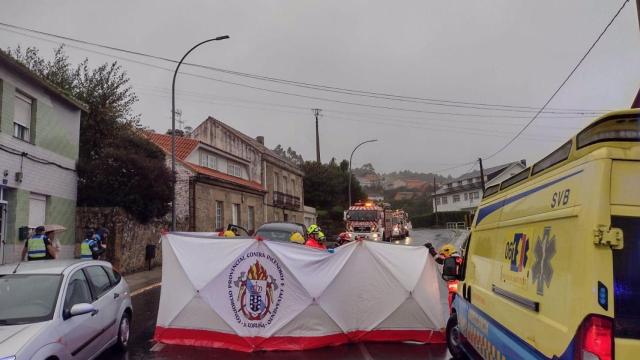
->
[144,131,265,192]
[185,163,265,192]
[144,132,199,160]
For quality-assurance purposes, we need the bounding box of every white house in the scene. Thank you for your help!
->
[433,161,527,213]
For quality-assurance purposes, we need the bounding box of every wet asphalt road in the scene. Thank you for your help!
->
[98,228,463,360]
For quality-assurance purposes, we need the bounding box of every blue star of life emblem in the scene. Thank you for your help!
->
[532,227,556,295]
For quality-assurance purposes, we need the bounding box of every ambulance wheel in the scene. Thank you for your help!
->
[446,313,467,359]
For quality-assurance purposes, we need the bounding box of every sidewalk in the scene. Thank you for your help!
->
[124,266,162,296]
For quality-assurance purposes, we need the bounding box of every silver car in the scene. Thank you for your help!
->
[0,260,133,360]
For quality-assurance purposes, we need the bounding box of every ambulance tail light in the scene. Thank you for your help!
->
[576,314,613,360]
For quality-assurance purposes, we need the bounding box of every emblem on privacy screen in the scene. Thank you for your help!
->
[228,251,284,328]
[532,227,556,295]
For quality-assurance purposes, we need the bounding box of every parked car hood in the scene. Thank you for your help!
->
[0,322,47,356]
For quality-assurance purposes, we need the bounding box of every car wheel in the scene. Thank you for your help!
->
[115,312,131,351]
[446,313,468,359]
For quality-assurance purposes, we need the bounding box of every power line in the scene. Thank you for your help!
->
[135,86,573,141]
[0,21,608,115]
[135,84,587,131]
[482,0,631,161]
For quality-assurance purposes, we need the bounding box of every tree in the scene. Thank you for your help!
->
[272,144,303,166]
[6,45,172,223]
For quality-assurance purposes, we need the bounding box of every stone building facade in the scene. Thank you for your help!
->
[0,51,87,264]
[146,131,267,234]
[146,116,308,234]
[191,117,305,224]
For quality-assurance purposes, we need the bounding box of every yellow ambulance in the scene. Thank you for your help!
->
[444,108,640,359]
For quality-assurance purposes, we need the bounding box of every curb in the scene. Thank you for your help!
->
[130,282,161,297]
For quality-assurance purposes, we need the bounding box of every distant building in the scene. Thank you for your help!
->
[404,179,429,191]
[0,51,88,263]
[394,192,415,201]
[356,173,382,188]
[433,161,527,212]
[384,179,407,190]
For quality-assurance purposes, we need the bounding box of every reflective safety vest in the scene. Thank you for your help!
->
[80,239,94,260]
[27,235,47,260]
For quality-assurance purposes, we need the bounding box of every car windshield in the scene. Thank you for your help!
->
[0,274,62,325]
[256,230,294,242]
[347,210,378,221]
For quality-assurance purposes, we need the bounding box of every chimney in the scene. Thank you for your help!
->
[520,159,527,166]
[256,136,264,145]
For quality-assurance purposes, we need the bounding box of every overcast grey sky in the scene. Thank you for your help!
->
[1,1,638,176]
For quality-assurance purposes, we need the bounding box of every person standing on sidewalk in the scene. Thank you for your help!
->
[21,226,56,261]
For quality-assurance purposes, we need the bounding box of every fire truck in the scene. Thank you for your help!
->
[344,202,385,241]
[387,209,411,240]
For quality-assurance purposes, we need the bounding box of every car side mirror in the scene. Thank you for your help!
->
[66,303,97,319]
[442,256,460,281]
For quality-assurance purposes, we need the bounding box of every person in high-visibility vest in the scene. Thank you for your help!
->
[425,242,463,311]
[80,230,97,260]
[21,226,55,261]
[305,225,327,250]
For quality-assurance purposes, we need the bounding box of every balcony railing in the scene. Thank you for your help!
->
[273,191,301,210]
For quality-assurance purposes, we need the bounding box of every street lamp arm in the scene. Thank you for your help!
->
[348,139,378,207]
[349,139,378,165]
[171,35,229,231]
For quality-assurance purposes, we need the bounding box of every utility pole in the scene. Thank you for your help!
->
[478,158,486,193]
[312,109,322,163]
[433,177,439,226]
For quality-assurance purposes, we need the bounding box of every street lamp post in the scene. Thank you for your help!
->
[172,36,229,231]
[348,139,378,207]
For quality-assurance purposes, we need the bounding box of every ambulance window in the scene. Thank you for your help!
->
[500,167,530,190]
[612,216,640,339]
[483,184,500,198]
[531,140,572,175]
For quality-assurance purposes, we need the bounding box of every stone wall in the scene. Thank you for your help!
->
[76,207,166,274]
[193,181,264,233]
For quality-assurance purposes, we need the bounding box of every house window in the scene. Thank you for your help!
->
[14,92,32,142]
[283,176,288,194]
[227,162,244,178]
[28,193,47,228]
[215,201,224,231]
[248,206,255,231]
[274,173,280,192]
[232,203,240,225]
[200,153,217,170]
[291,179,296,196]
[453,194,460,203]
[441,197,448,204]
[435,198,441,205]
[474,192,480,199]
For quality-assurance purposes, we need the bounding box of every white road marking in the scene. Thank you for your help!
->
[130,282,161,297]
[150,343,166,352]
